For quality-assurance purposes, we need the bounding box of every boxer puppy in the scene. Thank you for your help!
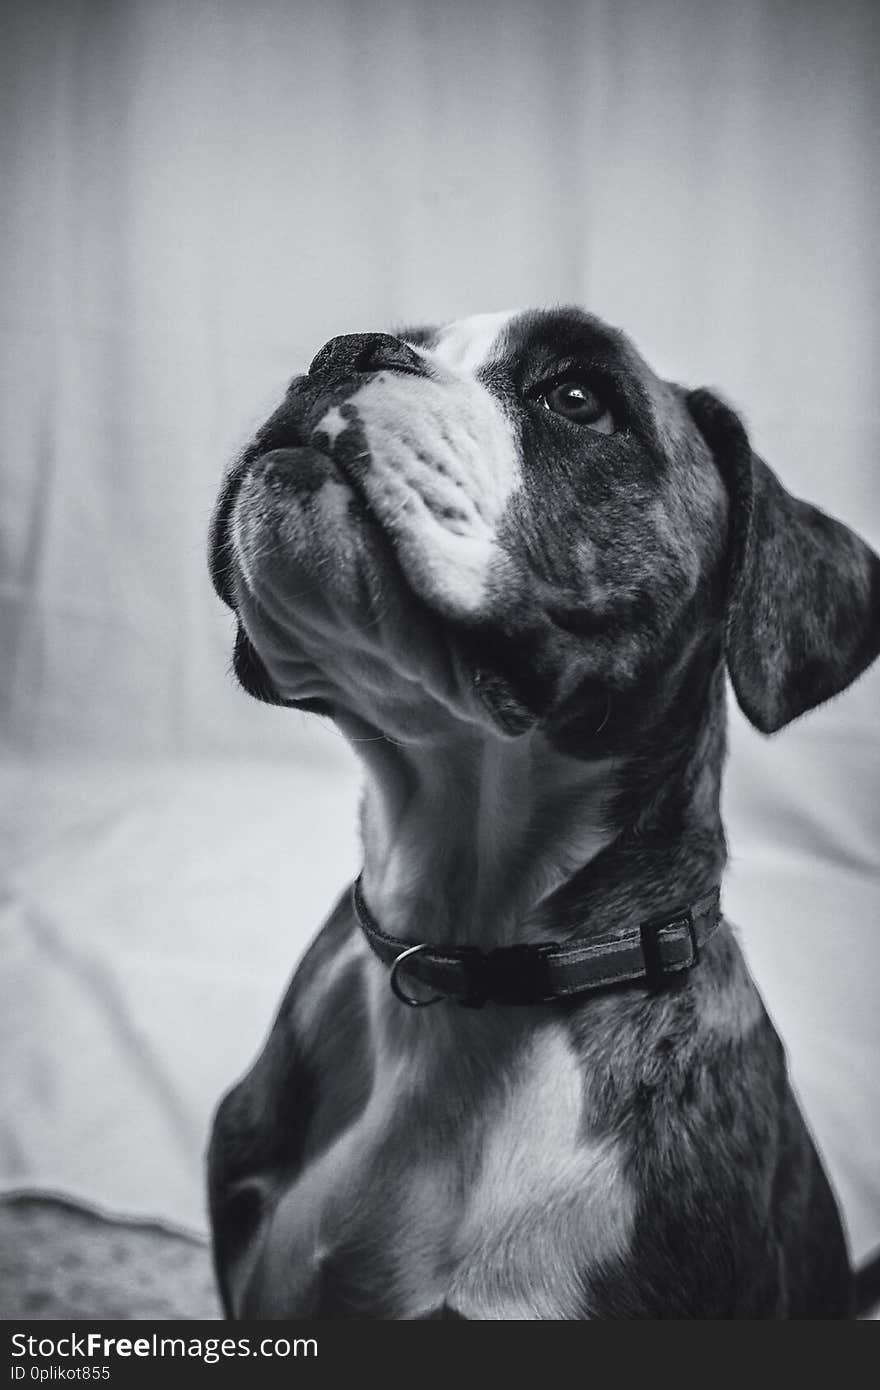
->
[207,308,879,1318]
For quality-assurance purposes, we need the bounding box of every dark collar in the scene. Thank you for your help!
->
[352,875,722,1009]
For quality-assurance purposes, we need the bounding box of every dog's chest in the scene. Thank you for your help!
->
[260,1018,635,1319]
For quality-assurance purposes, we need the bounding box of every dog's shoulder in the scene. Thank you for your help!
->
[209,888,368,1174]
[563,923,851,1316]
[207,890,372,1312]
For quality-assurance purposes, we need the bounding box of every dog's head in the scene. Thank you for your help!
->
[209,307,879,751]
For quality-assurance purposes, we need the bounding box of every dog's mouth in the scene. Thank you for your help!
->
[211,419,537,737]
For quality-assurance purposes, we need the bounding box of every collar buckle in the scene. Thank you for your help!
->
[458,942,559,1008]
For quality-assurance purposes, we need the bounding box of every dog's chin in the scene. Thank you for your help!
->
[225,446,536,740]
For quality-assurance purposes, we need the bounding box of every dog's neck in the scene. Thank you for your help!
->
[338,675,727,950]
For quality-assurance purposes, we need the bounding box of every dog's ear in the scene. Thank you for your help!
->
[687,388,880,734]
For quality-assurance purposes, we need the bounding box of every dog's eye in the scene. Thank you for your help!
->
[536,380,615,434]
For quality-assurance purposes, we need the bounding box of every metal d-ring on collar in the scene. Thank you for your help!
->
[388,943,446,1008]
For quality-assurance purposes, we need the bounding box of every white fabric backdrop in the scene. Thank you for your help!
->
[2,0,877,755]
[1,0,878,1265]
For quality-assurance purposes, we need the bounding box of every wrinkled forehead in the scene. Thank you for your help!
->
[404,307,659,387]
[401,307,679,447]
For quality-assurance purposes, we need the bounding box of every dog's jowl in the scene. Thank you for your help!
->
[207,308,879,1319]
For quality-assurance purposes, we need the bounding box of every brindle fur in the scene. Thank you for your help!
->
[207,309,877,1319]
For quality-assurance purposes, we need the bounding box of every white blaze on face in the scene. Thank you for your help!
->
[427,310,519,373]
[314,310,521,618]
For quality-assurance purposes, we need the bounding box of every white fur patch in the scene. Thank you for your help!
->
[313,312,522,618]
[447,1027,635,1318]
[251,980,633,1319]
[317,404,349,445]
[421,310,517,374]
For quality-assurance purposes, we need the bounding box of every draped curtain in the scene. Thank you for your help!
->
[2,0,877,757]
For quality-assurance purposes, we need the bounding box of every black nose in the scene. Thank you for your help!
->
[308,332,426,380]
